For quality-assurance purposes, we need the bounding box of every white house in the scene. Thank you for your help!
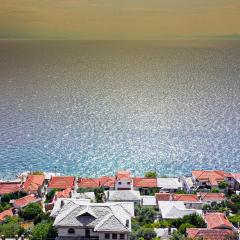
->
[106,190,141,205]
[141,196,157,207]
[158,201,202,219]
[51,199,134,240]
[115,171,132,190]
[157,178,183,193]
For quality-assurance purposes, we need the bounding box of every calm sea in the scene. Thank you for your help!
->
[0,40,240,179]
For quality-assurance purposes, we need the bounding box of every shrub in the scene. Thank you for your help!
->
[130,227,156,240]
[0,216,24,237]
[30,221,57,240]
[94,187,105,203]
[145,171,157,178]
[218,181,228,189]
[19,203,43,221]
[228,215,240,226]
[45,189,59,203]
[178,223,195,234]
[135,206,156,224]
[0,202,11,213]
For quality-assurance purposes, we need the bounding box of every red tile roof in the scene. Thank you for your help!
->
[192,170,228,186]
[0,208,14,222]
[116,170,131,180]
[99,176,115,188]
[187,228,234,240]
[23,175,45,193]
[155,193,172,201]
[204,213,233,230]
[232,173,240,181]
[173,194,199,202]
[198,192,226,202]
[13,194,40,208]
[78,178,100,189]
[48,176,74,189]
[55,188,71,199]
[0,182,21,195]
[133,178,157,188]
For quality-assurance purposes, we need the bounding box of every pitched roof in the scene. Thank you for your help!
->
[23,175,45,192]
[155,193,199,202]
[157,178,183,189]
[173,194,199,202]
[133,178,157,188]
[155,193,172,201]
[232,173,240,183]
[204,213,233,230]
[108,190,141,201]
[13,194,40,208]
[99,176,115,188]
[0,182,21,195]
[55,188,71,199]
[158,201,200,219]
[187,228,234,240]
[78,178,100,189]
[192,170,228,186]
[0,208,14,222]
[198,192,226,202]
[53,200,134,233]
[116,171,131,180]
[48,176,74,189]
[141,196,157,206]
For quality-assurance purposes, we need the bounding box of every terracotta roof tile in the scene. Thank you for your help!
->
[0,208,14,221]
[0,182,21,195]
[55,188,71,199]
[198,192,226,202]
[204,213,233,230]
[187,228,234,240]
[48,176,74,189]
[23,175,45,193]
[116,170,131,180]
[133,178,157,188]
[78,178,100,189]
[99,176,115,188]
[155,193,172,201]
[173,194,199,202]
[192,170,229,186]
[13,194,40,208]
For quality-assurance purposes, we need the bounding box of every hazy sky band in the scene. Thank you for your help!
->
[0,0,240,39]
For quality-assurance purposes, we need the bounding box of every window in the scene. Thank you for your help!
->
[126,220,129,227]
[68,228,75,234]
[105,233,110,239]
[127,182,130,185]
[112,233,117,239]
[120,234,125,239]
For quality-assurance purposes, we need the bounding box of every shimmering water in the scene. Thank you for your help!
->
[0,40,240,179]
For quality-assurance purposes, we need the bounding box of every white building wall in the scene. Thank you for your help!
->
[115,180,132,190]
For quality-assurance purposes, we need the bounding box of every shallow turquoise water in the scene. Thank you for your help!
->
[0,40,240,179]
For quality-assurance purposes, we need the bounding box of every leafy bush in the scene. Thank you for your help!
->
[30,221,57,240]
[135,206,157,225]
[0,202,11,213]
[0,216,24,237]
[218,181,229,189]
[228,215,240,226]
[178,223,195,234]
[45,189,59,203]
[1,192,27,203]
[19,203,43,221]
[145,171,157,178]
[172,213,206,228]
[130,227,156,240]
[94,187,105,203]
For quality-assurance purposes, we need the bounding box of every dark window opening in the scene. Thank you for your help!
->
[68,228,75,234]
[112,233,117,239]
[105,233,110,239]
[120,234,125,239]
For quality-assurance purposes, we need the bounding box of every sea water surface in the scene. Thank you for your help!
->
[0,40,240,179]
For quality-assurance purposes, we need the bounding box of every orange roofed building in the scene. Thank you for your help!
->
[22,174,45,196]
[115,170,132,190]
[47,176,75,192]
[0,208,14,223]
[13,194,41,209]
[78,178,100,189]
[204,213,234,230]
[99,176,115,190]
[187,228,235,240]
[0,182,21,196]
[192,170,232,189]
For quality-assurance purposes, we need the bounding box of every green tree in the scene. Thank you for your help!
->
[178,223,195,234]
[145,171,157,178]
[30,221,57,240]
[0,216,24,237]
[210,188,220,193]
[1,192,27,203]
[218,181,228,189]
[0,202,11,213]
[31,171,44,175]
[45,188,59,203]
[130,227,156,240]
[94,187,105,203]
[19,203,43,221]
[135,206,156,224]
[170,230,185,240]
[228,215,240,226]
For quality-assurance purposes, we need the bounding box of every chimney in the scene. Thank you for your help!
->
[61,200,64,207]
